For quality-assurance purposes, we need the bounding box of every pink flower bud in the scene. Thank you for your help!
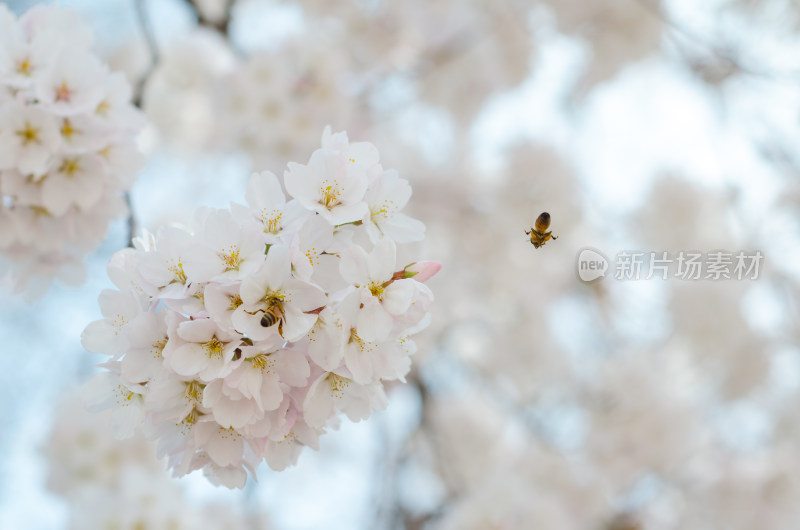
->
[404,261,441,282]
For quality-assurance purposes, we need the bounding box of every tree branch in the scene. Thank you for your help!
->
[182,0,235,37]
[132,0,159,108]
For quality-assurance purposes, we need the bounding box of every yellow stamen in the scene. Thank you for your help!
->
[368,281,384,299]
[96,100,111,116]
[229,293,243,311]
[262,209,282,234]
[218,245,241,271]
[30,205,51,217]
[167,261,187,284]
[319,180,341,209]
[58,157,81,176]
[328,373,350,396]
[17,58,32,76]
[250,353,276,374]
[305,247,319,267]
[60,119,77,139]
[371,200,394,221]
[203,337,225,359]
[185,381,203,403]
[349,329,375,353]
[16,123,39,145]
[151,338,167,359]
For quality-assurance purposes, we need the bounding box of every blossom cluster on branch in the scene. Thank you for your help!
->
[45,396,261,529]
[81,128,438,488]
[0,5,144,294]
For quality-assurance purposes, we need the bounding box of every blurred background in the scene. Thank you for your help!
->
[1,0,800,528]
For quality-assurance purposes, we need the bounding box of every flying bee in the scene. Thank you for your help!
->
[526,212,558,249]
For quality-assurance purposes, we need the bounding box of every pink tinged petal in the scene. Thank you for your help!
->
[338,171,369,205]
[203,378,224,406]
[357,301,393,342]
[211,395,260,430]
[246,414,273,439]
[70,156,104,208]
[203,344,239,380]
[336,288,361,323]
[120,348,162,384]
[344,342,374,385]
[203,282,238,324]
[38,178,70,216]
[264,244,291,288]
[339,244,369,285]
[82,371,120,412]
[406,312,432,336]
[290,215,333,281]
[280,306,318,342]
[204,463,247,489]
[343,383,387,423]
[177,318,218,343]
[292,420,321,451]
[123,309,165,347]
[234,365,265,402]
[273,349,310,387]
[302,373,336,429]
[81,319,118,355]
[106,248,138,291]
[368,237,396,281]
[381,213,425,243]
[264,435,301,471]
[285,278,327,311]
[321,125,346,150]
[323,202,369,225]
[345,142,380,172]
[382,279,416,315]
[283,161,316,206]
[375,344,412,383]
[181,245,224,283]
[204,425,245,467]
[83,371,143,439]
[110,400,144,439]
[247,170,285,210]
[17,145,53,177]
[259,375,284,411]
[170,343,209,377]
[311,254,349,293]
[378,171,412,209]
[289,237,312,282]
[239,268,271,306]
[308,331,345,372]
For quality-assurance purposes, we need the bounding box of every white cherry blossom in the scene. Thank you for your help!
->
[0,6,143,293]
[284,144,369,225]
[83,128,438,487]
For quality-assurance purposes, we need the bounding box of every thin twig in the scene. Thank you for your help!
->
[128,0,161,247]
[633,0,800,82]
[132,0,159,108]
[371,411,396,529]
[182,0,235,37]
[124,192,137,247]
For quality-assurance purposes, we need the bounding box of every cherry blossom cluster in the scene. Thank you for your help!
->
[82,128,439,488]
[143,30,358,171]
[46,396,258,529]
[216,38,358,170]
[0,5,144,293]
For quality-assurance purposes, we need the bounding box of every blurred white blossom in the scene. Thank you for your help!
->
[45,395,266,529]
[0,5,144,295]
